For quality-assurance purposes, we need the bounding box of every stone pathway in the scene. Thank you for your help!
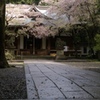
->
[24,60,100,100]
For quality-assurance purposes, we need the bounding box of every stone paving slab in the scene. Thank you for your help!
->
[24,60,100,100]
[25,65,39,99]
[83,87,100,98]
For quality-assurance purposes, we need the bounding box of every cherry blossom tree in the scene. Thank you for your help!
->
[16,0,99,56]
[18,21,58,38]
[47,0,97,24]
[47,0,99,57]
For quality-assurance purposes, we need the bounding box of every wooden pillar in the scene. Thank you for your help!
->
[47,38,50,50]
[33,36,35,54]
[42,38,46,49]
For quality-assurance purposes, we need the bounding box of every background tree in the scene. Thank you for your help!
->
[97,0,100,14]
[0,0,9,68]
[33,0,41,5]
[94,34,100,60]
[47,0,100,57]
[6,0,41,5]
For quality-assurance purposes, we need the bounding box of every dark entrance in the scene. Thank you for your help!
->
[24,36,33,54]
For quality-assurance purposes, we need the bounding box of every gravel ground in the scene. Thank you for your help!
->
[0,66,27,99]
[64,61,100,73]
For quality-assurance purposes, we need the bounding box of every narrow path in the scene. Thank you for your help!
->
[25,64,39,99]
[35,64,67,99]
[24,60,100,100]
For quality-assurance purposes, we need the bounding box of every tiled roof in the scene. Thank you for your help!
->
[6,4,42,26]
[6,3,71,29]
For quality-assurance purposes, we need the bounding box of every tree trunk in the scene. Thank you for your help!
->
[0,0,9,68]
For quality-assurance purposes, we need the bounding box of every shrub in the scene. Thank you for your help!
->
[94,34,100,60]
[5,50,15,60]
[94,34,100,51]
[55,38,66,50]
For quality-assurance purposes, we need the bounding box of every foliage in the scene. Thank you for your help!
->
[94,34,100,60]
[47,0,100,58]
[18,21,58,38]
[48,0,99,27]
[5,50,15,60]
[94,34,100,51]
[97,0,100,14]
[39,0,59,5]
[49,0,100,55]
[5,10,16,48]
[55,38,66,50]
[40,2,49,6]
[6,0,41,5]
[5,35,15,48]
[33,0,41,5]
